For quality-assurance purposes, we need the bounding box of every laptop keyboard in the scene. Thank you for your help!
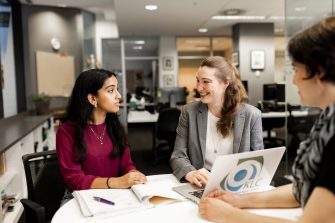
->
[189,189,204,198]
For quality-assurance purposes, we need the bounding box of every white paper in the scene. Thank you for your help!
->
[131,179,185,202]
[73,189,149,219]
[72,177,185,220]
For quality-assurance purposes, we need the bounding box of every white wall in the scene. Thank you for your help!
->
[233,23,275,106]
[95,15,119,65]
[2,17,17,117]
[158,36,178,88]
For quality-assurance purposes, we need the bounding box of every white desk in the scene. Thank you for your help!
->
[128,110,308,121]
[52,174,302,223]
[127,111,159,123]
[127,111,159,159]
[261,110,308,118]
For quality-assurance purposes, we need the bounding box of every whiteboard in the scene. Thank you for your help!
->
[36,51,75,96]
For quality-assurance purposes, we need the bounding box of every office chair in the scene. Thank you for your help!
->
[259,101,286,148]
[153,107,181,165]
[262,117,286,148]
[20,150,66,223]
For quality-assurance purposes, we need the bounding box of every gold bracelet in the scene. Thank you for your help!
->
[107,177,111,189]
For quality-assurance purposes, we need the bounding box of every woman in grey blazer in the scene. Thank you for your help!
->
[170,56,263,187]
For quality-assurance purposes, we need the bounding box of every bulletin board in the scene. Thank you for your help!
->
[36,51,75,96]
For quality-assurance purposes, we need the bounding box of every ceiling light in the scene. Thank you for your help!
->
[268,16,284,20]
[134,40,145,45]
[133,46,143,50]
[222,9,245,16]
[198,28,208,33]
[295,7,306,12]
[145,5,158,11]
[185,38,209,44]
[212,15,265,20]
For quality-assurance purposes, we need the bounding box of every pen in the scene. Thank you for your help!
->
[93,196,115,205]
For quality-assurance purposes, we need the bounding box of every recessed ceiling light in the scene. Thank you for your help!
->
[268,16,284,20]
[295,7,306,12]
[134,40,145,45]
[133,46,143,50]
[212,15,265,20]
[145,5,158,11]
[198,28,208,33]
[222,8,245,16]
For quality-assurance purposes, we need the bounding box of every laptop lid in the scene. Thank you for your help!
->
[203,146,286,196]
[173,147,286,203]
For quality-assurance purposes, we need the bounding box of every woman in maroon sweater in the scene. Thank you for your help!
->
[56,69,146,199]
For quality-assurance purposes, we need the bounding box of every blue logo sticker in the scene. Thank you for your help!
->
[220,156,264,192]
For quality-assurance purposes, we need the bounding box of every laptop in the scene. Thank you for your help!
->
[173,147,286,203]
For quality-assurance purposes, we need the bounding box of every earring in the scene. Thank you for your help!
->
[94,103,97,108]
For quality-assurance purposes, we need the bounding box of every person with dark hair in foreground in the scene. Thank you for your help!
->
[198,17,335,223]
[56,69,146,204]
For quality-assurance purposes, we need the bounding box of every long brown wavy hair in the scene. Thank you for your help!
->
[200,56,248,137]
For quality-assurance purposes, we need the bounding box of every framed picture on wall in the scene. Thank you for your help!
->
[163,74,174,87]
[232,51,239,67]
[250,50,265,70]
[162,56,173,70]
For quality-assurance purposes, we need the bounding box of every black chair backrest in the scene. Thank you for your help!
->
[287,104,321,135]
[22,150,66,221]
[156,108,181,143]
[262,117,286,131]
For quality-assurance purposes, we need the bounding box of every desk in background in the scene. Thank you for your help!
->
[128,109,308,121]
[261,110,308,118]
[127,110,158,123]
[127,111,159,163]
[52,174,302,223]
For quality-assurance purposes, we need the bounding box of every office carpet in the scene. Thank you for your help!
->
[127,124,292,187]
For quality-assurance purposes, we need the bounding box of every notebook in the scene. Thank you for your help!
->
[72,177,185,219]
[173,147,286,203]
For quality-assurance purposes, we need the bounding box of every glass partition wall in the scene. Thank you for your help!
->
[284,0,334,177]
[102,37,159,130]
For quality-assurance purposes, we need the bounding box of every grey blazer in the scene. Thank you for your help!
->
[170,101,264,180]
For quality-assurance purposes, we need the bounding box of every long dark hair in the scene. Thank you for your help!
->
[288,16,335,84]
[200,56,248,137]
[65,69,127,162]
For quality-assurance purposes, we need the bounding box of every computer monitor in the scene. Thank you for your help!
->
[241,80,248,93]
[157,87,186,106]
[263,83,285,102]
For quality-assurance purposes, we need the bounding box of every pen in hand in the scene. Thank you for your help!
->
[93,196,115,205]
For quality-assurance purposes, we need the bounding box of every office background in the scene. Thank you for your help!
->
[0,0,333,177]
[0,0,333,157]
[0,0,332,115]
[0,1,334,222]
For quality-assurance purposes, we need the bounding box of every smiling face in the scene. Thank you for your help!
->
[94,75,121,113]
[196,66,229,107]
[292,61,323,107]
